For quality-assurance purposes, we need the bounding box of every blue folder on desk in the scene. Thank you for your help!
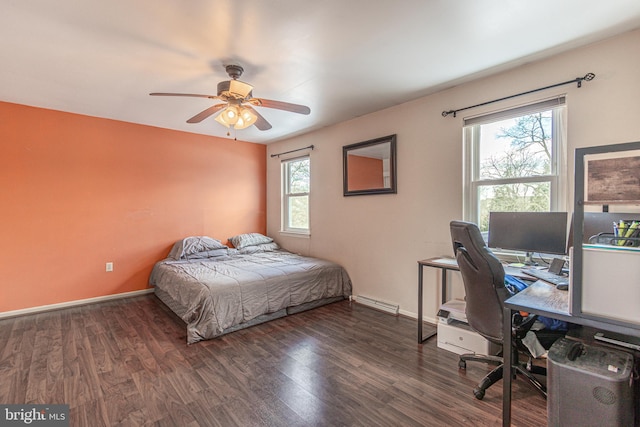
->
[504,274,530,293]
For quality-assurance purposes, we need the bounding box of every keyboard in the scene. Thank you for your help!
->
[521,268,569,287]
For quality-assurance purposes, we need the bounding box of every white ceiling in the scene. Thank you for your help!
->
[2,1,640,144]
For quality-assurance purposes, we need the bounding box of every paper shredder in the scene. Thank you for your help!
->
[547,338,635,427]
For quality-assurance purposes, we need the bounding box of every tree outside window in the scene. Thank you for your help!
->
[463,99,566,233]
[478,112,552,230]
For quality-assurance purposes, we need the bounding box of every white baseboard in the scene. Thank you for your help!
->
[0,288,155,319]
[355,295,400,315]
[353,297,437,324]
[399,308,437,325]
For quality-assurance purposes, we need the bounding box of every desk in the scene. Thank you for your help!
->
[502,281,640,426]
[418,257,530,344]
[417,257,458,343]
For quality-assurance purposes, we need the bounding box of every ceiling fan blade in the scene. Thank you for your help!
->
[186,104,226,123]
[150,92,218,99]
[246,106,272,131]
[252,98,311,115]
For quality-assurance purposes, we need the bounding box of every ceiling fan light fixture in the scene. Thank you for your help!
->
[218,105,240,126]
[237,107,257,128]
[234,116,248,129]
[215,105,257,130]
[214,113,230,128]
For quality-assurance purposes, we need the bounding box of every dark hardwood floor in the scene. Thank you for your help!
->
[0,296,547,426]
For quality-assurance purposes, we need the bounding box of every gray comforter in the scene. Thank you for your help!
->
[149,250,352,343]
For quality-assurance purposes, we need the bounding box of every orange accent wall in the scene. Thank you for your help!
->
[347,155,383,190]
[0,101,266,312]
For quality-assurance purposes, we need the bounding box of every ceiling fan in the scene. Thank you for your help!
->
[150,64,310,131]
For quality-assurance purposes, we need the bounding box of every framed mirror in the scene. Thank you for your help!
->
[343,134,397,196]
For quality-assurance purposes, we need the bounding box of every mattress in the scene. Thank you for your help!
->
[149,249,352,343]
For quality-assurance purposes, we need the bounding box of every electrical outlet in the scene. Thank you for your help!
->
[106,262,113,272]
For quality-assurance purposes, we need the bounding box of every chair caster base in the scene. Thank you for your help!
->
[473,387,485,400]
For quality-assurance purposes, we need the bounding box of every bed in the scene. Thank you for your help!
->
[149,234,352,344]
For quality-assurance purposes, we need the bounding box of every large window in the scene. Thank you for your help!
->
[282,156,310,233]
[463,97,567,233]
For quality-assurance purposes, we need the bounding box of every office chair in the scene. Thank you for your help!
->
[449,220,558,400]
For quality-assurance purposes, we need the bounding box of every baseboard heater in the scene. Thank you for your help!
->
[356,295,399,315]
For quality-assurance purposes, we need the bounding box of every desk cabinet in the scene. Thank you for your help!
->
[572,141,640,331]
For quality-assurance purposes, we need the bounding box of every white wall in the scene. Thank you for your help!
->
[266,29,640,323]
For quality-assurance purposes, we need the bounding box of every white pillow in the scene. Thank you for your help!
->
[168,236,228,260]
[238,242,280,254]
[228,233,274,250]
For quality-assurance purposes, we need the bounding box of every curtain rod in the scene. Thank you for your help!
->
[441,72,595,118]
[270,145,314,158]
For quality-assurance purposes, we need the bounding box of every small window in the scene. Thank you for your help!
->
[463,97,567,233]
[282,156,310,233]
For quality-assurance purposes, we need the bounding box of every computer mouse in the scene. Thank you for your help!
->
[556,283,569,291]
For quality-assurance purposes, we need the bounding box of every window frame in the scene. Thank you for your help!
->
[462,97,568,227]
[281,155,310,235]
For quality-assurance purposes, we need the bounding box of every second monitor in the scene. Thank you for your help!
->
[488,211,568,265]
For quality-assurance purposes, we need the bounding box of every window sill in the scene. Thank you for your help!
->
[279,230,310,238]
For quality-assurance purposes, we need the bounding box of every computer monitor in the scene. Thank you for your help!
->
[488,211,568,264]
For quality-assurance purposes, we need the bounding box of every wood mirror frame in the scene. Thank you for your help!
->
[343,134,397,196]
